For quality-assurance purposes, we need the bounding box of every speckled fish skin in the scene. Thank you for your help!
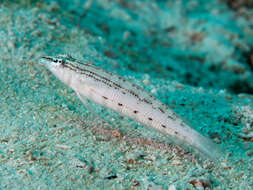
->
[40,54,222,160]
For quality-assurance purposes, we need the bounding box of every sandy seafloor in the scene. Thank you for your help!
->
[0,0,252,189]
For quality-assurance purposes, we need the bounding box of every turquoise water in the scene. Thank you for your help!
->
[0,0,252,189]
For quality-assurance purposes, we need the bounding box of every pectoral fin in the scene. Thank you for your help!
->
[76,91,88,106]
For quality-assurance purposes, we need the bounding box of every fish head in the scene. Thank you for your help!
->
[40,54,76,85]
[40,54,73,68]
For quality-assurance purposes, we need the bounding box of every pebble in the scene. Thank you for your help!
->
[168,184,176,190]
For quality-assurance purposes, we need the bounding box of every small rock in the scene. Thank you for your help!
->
[168,184,176,190]
[111,129,122,138]
[189,179,210,189]
[55,144,72,150]
[143,79,150,85]
[133,180,140,187]
[172,160,181,166]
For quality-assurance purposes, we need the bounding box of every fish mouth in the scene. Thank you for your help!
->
[41,56,53,61]
[40,56,54,63]
[39,56,55,67]
[39,58,51,71]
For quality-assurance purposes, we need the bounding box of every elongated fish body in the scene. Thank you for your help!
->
[40,54,222,160]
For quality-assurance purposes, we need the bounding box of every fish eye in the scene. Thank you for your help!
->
[59,59,65,65]
[52,58,65,66]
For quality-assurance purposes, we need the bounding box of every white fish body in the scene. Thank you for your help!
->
[40,54,222,160]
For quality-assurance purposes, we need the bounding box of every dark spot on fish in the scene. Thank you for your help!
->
[133,110,138,114]
[148,117,153,121]
[102,96,108,100]
[161,124,166,128]
[41,56,53,61]
[158,107,165,113]
[143,98,152,104]
[180,122,186,127]
[168,115,175,120]
[118,103,123,106]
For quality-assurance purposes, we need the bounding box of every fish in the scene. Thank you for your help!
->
[40,54,222,160]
